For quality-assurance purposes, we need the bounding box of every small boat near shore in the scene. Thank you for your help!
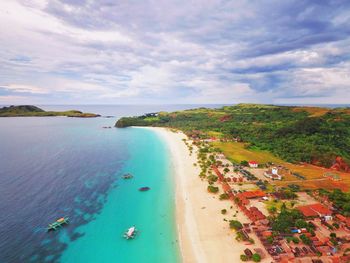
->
[139,187,150,191]
[47,217,69,231]
[122,173,133,179]
[123,226,137,239]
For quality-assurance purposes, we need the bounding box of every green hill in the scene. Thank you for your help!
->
[0,105,100,118]
[116,104,350,168]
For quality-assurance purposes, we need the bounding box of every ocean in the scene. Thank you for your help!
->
[0,104,222,263]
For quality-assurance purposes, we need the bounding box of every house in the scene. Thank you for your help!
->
[335,214,350,229]
[297,203,332,218]
[237,190,266,199]
[248,160,259,168]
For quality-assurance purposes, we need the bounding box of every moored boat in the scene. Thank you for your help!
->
[122,173,133,179]
[139,187,150,191]
[123,226,137,239]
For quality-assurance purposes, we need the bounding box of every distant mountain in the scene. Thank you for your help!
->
[0,105,100,118]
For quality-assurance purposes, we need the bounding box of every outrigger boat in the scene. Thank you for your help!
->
[122,173,133,179]
[123,226,137,239]
[47,217,69,231]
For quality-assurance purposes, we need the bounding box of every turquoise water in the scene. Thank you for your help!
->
[0,115,180,263]
[60,127,180,263]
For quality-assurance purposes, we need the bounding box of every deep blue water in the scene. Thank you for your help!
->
[0,105,223,263]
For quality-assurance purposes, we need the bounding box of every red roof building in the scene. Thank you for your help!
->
[237,190,266,199]
[248,160,259,168]
[297,203,332,217]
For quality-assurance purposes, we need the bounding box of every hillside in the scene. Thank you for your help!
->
[0,105,100,118]
[116,104,350,169]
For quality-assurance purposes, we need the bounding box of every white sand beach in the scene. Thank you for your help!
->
[147,127,262,263]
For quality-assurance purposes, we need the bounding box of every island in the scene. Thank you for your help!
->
[0,105,100,118]
[116,104,350,263]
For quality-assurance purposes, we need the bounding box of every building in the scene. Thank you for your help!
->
[248,160,259,168]
[297,203,332,218]
[264,167,282,180]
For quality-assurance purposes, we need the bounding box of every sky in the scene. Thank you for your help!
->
[0,0,350,105]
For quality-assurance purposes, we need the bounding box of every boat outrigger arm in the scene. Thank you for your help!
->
[47,217,69,231]
[123,226,137,239]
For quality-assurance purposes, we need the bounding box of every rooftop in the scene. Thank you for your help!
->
[297,203,332,217]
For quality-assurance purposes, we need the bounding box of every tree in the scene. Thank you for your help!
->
[207,174,218,183]
[295,219,308,229]
[300,234,311,245]
[268,206,277,215]
[221,209,227,214]
[266,236,273,244]
[240,160,249,166]
[219,193,230,200]
[223,167,230,173]
[229,220,243,230]
[207,185,219,193]
[240,254,248,261]
[252,253,261,262]
[271,208,303,233]
[292,236,300,244]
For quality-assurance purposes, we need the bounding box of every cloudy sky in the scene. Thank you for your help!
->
[1,0,350,105]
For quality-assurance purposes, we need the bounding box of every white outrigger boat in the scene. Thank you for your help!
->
[123,226,137,239]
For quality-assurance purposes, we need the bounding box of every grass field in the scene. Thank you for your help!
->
[263,200,296,212]
[212,141,284,164]
[212,141,350,191]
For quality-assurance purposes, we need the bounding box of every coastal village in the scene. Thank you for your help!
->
[184,134,350,263]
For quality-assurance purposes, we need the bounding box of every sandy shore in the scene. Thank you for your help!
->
[146,127,258,263]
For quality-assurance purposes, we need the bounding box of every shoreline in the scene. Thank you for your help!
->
[144,127,250,263]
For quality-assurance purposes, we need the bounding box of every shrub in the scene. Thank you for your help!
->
[219,193,230,200]
[240,160,249,166]
[292,236,300,244]
[266,236,273,244]
[240,254,248,261]
[252,253,261,262]
[207,185,219,193]
[300,234,311,245]
[229,220,243,230]
[295,219,308,229]
[207,174,218,183]
[221,209,227,214]
[333,222,340,229]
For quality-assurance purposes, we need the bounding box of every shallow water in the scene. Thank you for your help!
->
[0,109,183,262]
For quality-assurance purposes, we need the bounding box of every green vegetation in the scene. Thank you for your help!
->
[207,174,218,183]
[221,209,227,214]
[240,254,248,261]
[219,193,230,200]
[286,236,300,244]
[207,185,219,193]
[229,220,243,230]
[116,104,350,168]
[300,234,312,245]
[252,253,261,262]
[0,105,100,118]
[271,206,303,233]
[319,189,350,216]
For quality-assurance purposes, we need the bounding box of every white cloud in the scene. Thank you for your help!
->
[2,84,49,94]
[0,0,349,104]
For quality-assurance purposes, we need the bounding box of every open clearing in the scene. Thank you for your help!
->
[213,141,350,191]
